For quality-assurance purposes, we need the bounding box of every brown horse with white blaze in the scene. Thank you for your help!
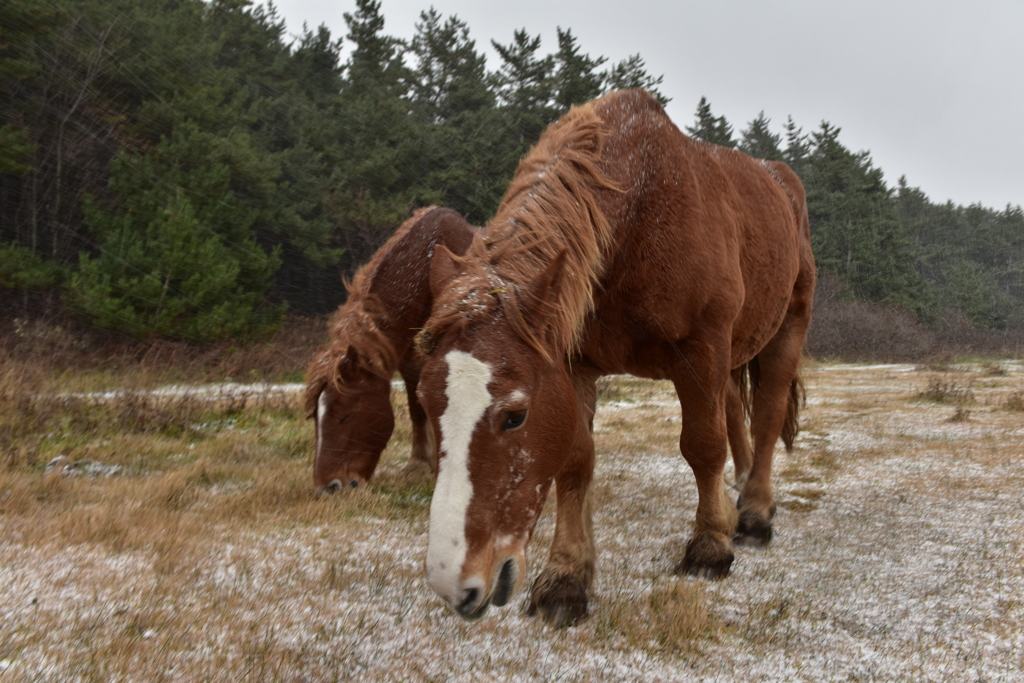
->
[414,90,815,626]
[304,206,476,494]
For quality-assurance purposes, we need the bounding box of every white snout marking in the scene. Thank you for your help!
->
[316,389,329,451]
[426,350,493,605]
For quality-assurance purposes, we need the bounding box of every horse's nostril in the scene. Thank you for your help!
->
[492,559,516,607]
[317,479,342,497]
[458,587,479,612]
[348,479,359,489]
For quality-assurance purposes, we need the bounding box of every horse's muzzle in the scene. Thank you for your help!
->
[316,477,361,497]
[447,557,519,621]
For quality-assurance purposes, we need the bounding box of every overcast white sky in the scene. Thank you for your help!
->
[270,0,1023,210]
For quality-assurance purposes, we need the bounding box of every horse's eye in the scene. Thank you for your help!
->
[502,410,527,431]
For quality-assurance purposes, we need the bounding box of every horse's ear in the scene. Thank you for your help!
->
[429,244,461,298]
[523,250,567,329]
[336,345,361,385]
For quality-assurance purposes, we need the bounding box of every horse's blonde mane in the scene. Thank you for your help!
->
[304,207,441,416]
[423,102,620,360]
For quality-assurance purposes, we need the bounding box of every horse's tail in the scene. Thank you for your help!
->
[734,363,753,422]
[741,357,805,453]
[781,367,805,452]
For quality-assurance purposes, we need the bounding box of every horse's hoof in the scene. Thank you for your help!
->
[675,535,733,579]
[527,569,588,628]
[734,511,773,547]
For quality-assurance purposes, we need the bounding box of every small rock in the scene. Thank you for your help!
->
[44,455,68,475]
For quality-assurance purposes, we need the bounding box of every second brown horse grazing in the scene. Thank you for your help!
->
[414,90,816,626]
[304,206,475,494]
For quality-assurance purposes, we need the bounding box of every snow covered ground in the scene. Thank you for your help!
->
[1,362,1022,681]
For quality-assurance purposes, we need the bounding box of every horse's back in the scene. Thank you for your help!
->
[585,91,810,371]
[368,207,476,296]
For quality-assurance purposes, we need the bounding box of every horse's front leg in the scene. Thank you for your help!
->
[528,372,598,628]
[673,343,739,579]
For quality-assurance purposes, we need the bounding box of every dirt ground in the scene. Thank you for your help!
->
[1,361,1022,681]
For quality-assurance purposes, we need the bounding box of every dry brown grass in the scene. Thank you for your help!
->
[1,356,1023,680]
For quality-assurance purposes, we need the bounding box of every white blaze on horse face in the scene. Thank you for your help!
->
[316,388,329,452]
[426,349,493,605]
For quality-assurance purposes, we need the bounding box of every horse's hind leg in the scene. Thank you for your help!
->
[528,370,598,628]
[735,309,811,547]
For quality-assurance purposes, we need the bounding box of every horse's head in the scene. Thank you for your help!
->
[415,244,578,620]
[306,347,395,494]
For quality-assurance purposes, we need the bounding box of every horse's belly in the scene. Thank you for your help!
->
[730,292,792,366]
[729,274,800,367]
[729,220,803,365]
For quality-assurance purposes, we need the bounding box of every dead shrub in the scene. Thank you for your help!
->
[146,459,213,511]
[916,374,980,423]
[320,560,355,592]
[932,312,1024,358]
[805,274,1024,361]
[741,596,805,645]
[948,406,972,422]
[1004,390,1024,412]
[916,377,975,405]
[8,317,85,362]
[981,361,1008,377]
[591,580,718,656]
[2,313,327,385]
[648,580,719,654]
[807,297,934,362]
[151,516,202,575]
[54,499,145,551]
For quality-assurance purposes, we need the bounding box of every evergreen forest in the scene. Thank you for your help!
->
[2,0,1022,347]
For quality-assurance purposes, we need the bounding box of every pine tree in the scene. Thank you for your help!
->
[71,124,284,340]
[207,0,290,76]
[341,0,408,98]
[686,96,735,147]
[491,29,556,143]
[780,116,811,178]
[0,0,55,309]
[902,183,1024,329]
[410,9,492,123]
[804,122,924,310]
[551,28,606,113]
[288,23,345,101]
[603,54,669,104]
[0,0,54,175]
[406,10,509,223]
[329,0,422,268]
[739,111,783,160]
